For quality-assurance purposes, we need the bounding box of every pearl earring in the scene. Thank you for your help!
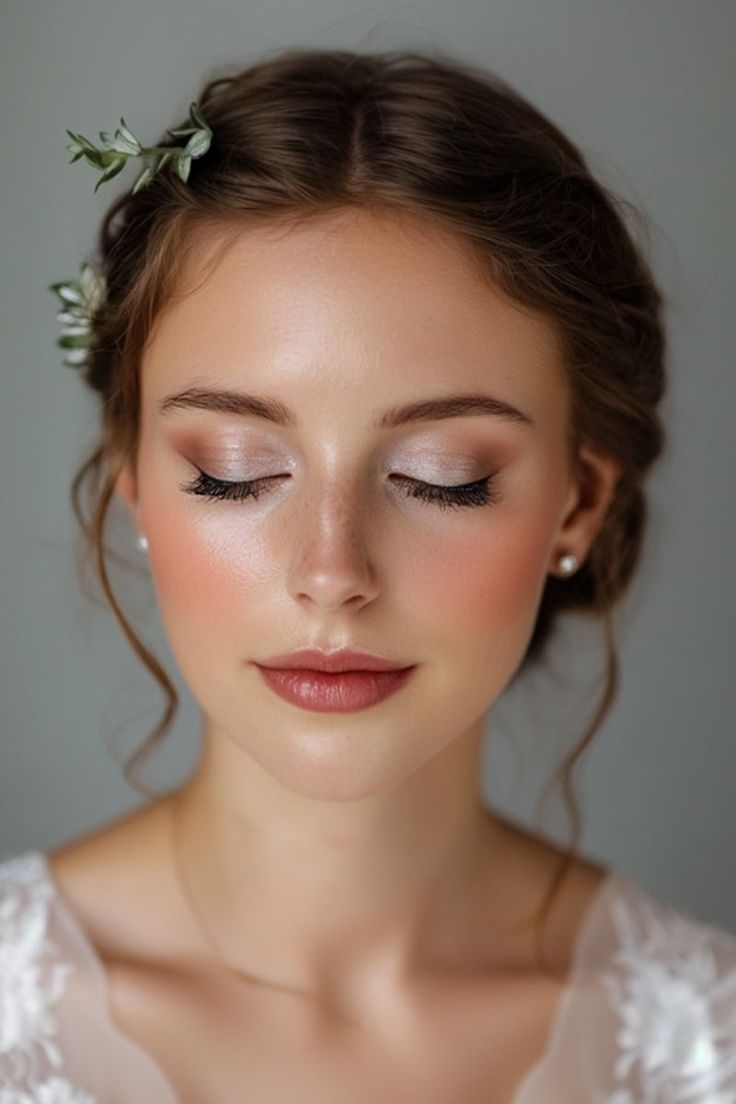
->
[136,532,149,553]
[557,552,579,576]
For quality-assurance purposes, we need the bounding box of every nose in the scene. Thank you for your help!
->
[286,487,380,613]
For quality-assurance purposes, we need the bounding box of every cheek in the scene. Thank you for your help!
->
[406,507,556,662]
[143,500,267,640]
[411,516,552,638]
[398,440,569,638]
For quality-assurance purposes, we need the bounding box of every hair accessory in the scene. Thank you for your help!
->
[49,102,211,372]
[137,533,149,553]
[557,552,579,576]
[48,262,107,369]
[65,101,212,194]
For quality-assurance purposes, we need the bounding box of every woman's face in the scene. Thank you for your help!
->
[119,208,618,799]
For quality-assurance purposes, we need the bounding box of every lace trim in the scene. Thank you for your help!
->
[599,878,736,1103]
[0,853,97,1102]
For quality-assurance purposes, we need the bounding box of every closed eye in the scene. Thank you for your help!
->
[178,468,502,511]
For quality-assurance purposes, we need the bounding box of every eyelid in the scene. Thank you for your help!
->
[184,460,488,488]
[179,465,503,511]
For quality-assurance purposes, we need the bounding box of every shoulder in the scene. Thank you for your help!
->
[0,850,98,1102]
[43,795,184,964]
[587,871,736,1099]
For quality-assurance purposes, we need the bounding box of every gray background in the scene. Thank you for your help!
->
[2,2,734,930]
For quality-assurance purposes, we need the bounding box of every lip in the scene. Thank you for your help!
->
[254,664,417,713]
[255,647,412,673]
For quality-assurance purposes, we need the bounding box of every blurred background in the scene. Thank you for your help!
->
[1,0,734,928]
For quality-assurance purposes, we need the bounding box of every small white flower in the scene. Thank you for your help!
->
[48,262,106,370]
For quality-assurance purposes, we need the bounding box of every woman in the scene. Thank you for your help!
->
[2,46,735,1102]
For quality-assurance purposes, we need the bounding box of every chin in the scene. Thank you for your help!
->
[238,721,430,804]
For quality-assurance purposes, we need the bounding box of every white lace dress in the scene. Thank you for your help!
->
[1,850,736,1102]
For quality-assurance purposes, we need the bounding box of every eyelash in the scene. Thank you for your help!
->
[179,468,502,512]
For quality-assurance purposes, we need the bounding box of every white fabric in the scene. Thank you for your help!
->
[1,849,736,1102]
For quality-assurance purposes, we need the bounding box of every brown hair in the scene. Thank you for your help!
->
[69,46,667,974]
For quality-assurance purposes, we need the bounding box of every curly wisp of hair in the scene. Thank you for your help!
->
[69,46,667,975]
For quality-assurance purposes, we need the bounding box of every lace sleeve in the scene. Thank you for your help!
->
[597,878,736,1103]
[0,852,98,1102]
[517,872,736,1104]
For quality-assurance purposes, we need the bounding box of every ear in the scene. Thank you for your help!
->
[113,454,141,533]
[549,443,623,575]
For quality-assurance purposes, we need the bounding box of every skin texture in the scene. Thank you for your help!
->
[97,206,621,1087]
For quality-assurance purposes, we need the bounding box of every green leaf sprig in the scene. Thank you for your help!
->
[65,101,212,194]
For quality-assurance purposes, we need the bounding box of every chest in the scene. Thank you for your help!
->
[105,957,563,1104]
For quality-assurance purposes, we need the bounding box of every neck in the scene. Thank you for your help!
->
[169,713,516,1025]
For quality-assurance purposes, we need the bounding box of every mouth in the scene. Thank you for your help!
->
[253,662,417,713]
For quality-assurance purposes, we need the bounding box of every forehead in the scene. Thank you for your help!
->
[142,208,569,431]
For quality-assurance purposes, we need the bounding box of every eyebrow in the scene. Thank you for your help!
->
[158,386,535,431]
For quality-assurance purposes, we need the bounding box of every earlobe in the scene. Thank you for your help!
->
[551,445,623,572]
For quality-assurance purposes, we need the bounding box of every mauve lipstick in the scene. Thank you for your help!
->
[252,647,417,712]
